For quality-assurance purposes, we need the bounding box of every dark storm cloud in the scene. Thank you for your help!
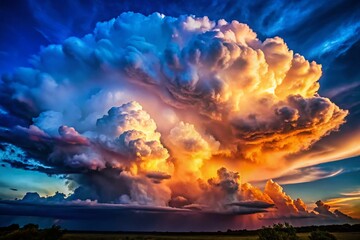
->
[0,200,189,219]
[0,200,245,231]
[146,171,172,183]
[0,197,358,231]
[0,195,266,223]
[226,201,275,209]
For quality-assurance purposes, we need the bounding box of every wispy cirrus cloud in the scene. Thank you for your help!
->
[341,190,360,197]
[268,167,344,185]
[324,192,360,219]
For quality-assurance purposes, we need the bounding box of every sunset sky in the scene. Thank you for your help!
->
[0,0,359,231]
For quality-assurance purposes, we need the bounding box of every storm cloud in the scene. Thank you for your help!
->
[0,12,353,228]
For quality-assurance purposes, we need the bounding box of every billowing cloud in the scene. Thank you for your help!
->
[95,101,172,173]
[314,200,353,220]
[167,121,220,178]
[264,180,307,216]
[22,192,66,203]
[200,167,242,211]
[0,12,354,228]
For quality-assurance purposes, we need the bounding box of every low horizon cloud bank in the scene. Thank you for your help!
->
[0,12,355,229]
[0,188,357,231]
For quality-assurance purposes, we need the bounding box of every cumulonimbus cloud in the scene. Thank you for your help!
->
[0,12,351,222]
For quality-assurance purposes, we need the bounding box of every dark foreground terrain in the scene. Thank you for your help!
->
[60,232,360,240]
[1,223,360,239]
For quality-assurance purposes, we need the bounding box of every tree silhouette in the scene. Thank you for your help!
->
[0,224,63,240]
[258,223,299,240]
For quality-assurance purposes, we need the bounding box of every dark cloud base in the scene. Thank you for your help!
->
[0,201,245,231]
[1,200,358,232]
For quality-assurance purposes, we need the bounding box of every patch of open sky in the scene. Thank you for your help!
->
[309,21,360,60]
[0,143,52,170]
